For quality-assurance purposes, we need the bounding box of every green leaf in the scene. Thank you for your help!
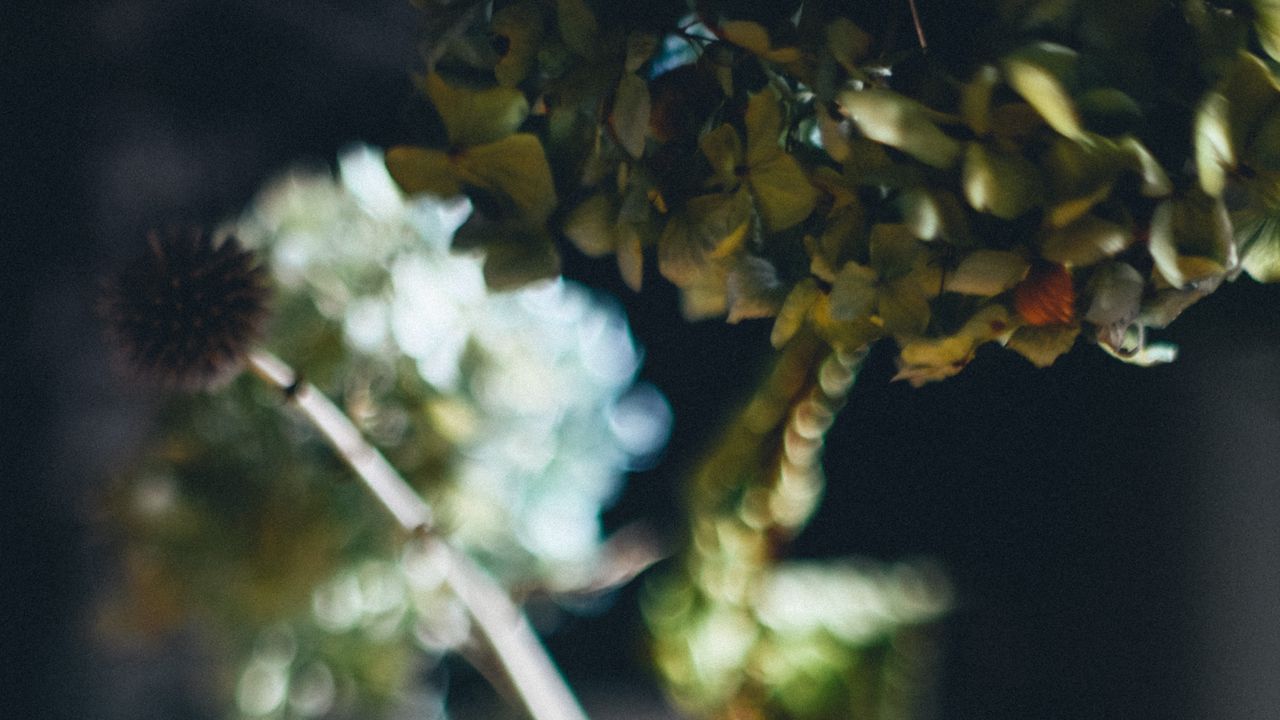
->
[890,306,1014,385]
[828,262,878,321]
[721,20,801,64]
[657,191,753,285]
[616,222,646,291]
[893,305,1013,386]
[836,89,963,169]
[657,215,702,287]
[456,134,558,222]
[943,250,1030,295]
[1041,134,1167,227]
[901,188,971,244]
[1006,324,1081,368]
[1076,87,1142,134]
[1253,1,1280,63]
[1040,214,1133,267]
[420,73,529,147]
[737,93,818,231]
[1195,52,1280,196]
[807,208,863,282]
[1238,212,1280,282]
[693,190,755,259]
[1250,110,1280,172]
[869,224,920,279]
[491,1,547,87]
[625,32,659,74]
[677,265,729,320]
[556,0,600,57]
[385,146,462,197]
[612,73,651,159]
[1140,286,1213,329]
[453,210,562,290]
[878,279,931,337]
[1001,43,1083,140]
[700,124,744,187]
[1118,137,1172,198]
[749,153,817,232]
[772,279,820,348]
[810,295,884,353]
[564,193,618,256]
[482,233,562,291]
[961,304,1017,343]
[1196,88,1235,198]
[725,256,784,323]
[1046,183,1112,229]
[893,335,976,386]
[960,65,1000,136]
[826,18,872,74]
[817,109,853,162]
[745,91,786,169]
[962,142,1044,219]
[1148,192,1236,289]
[1220,53,1280,147]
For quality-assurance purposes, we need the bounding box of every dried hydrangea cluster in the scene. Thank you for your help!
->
[391,0,1280,385]
[235,146,670,584]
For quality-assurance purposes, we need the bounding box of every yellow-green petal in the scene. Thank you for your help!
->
[745,91,786,168]
[878,279,931,338]
[836,89,963,169]
[962,142,1044,219]
[612,73,651,159]
[1040,214,1133,267]
[456,134,557,222]
[828,262,878,321]
[491,1,547,87]
[772,279,820,348]
[420,73,530,147]
[1238,212,1280,282]
[748,153,817,232]
[1148,192,1236,289]
[721,20,801,64]
[700,124,744,187]
[564,193,618,257]
[385,146,461,197]
[1001,43,1083,140]
[943,250,1030,295]
[556,0,600,57]
[1006,324,1080,368]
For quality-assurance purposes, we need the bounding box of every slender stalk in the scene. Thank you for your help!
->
[245,348,589,720]
[908,0,928,50]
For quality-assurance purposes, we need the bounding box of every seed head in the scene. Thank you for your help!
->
[101,227,271,389]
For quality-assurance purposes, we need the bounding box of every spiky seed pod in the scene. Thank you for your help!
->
[101,227,270,389]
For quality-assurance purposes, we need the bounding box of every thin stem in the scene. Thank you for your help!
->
[908,0,928,50]
[244,348,589,720]
[247,350,432,530]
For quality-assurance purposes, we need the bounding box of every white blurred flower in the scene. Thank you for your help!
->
[233,143,672,580]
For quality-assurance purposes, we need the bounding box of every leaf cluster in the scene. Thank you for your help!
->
[391,0,1280,384]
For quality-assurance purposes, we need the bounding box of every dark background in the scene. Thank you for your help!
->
[7,1,1280,718]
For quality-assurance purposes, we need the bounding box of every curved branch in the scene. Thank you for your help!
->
[245,348,589,720]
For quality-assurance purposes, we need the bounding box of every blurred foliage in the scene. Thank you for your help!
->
[383,0,1280,717]
[101,148,669,719]
[644,336,949,719]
